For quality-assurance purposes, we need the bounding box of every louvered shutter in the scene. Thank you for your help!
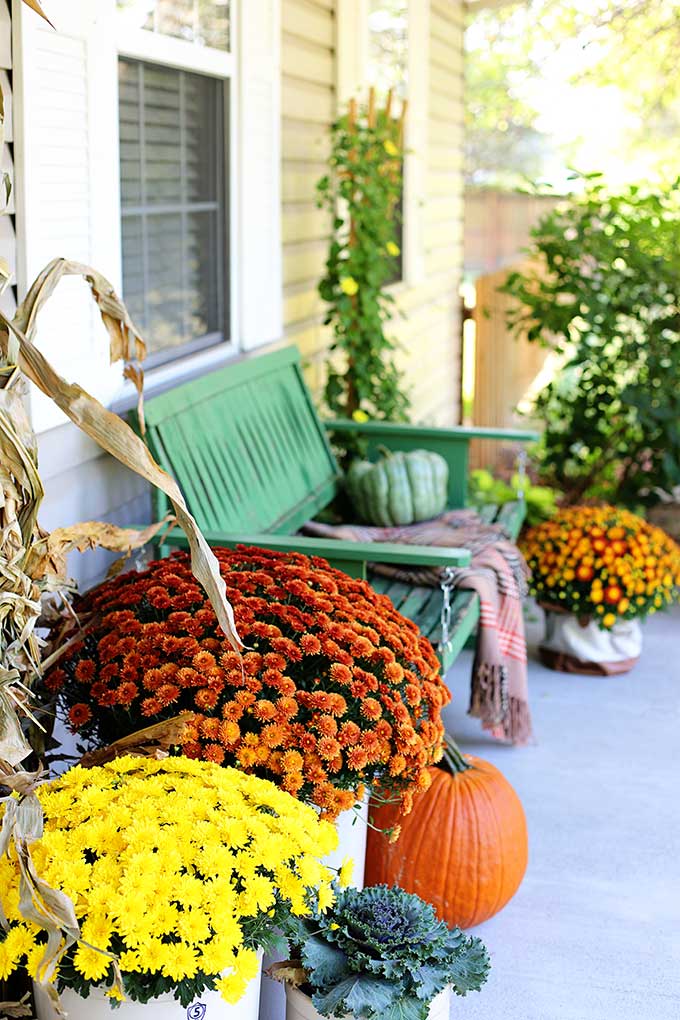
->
[238,0,283,349]
[13,0,122,432]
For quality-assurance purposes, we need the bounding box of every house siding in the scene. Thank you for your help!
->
[28,0,465,587]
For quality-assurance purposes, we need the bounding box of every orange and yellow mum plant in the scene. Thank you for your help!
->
[521,505,680,628]
[42,547,448,820]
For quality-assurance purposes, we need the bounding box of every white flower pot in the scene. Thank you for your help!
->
[539,609,642,675]
[284,983,452,1020]
[34,953,262,1020]
[260,798,369,1020]
[322,795,369,889]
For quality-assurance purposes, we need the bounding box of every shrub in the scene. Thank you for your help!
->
[502,178,680,507]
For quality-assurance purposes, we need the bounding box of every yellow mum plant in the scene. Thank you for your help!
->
[521,505,680,628]
[0,756,337,1007]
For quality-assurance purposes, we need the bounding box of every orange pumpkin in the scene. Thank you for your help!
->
[365,737,528,929]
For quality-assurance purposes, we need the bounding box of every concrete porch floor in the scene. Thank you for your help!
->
[440,604,680,1020]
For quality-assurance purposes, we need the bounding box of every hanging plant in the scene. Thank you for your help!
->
[317,88,410,445]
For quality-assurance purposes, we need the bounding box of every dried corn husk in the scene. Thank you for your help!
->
[79,715,192,768]
[28,518,171,592]
[0,39,239,1011]
[19,0,54,27]
[0,992,32,1017]
[0,766,124,1011]
[0,257,242,1003]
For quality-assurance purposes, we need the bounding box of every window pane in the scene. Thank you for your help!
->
[118,58,228,358]
[142,64,183,206]
[147,213,185,350]
[121,217,146,325]
[368,0,409,99]
[184,73,221,203]
[186,211,222,338]
[119,62,143,206]
[116,0,230,52]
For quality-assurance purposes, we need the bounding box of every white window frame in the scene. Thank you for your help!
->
[115,5,240,380]
[337,0,429,289]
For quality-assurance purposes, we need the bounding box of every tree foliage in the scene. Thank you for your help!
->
[502,177,680,507]
[465,0,680,186]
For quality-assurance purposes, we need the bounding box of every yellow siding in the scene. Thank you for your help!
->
[280,0,465,426]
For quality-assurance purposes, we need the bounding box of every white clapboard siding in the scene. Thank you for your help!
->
[13,0,123,433]
[238,0,283,349]
[0,0,9,71]
[0,1,15,319]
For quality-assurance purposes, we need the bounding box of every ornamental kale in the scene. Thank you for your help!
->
[290,885,490,1019]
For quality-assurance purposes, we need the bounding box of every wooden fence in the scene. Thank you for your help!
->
[469,263,551,473]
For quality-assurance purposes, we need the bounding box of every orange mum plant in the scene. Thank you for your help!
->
[521,505,680,628]
[41,546,448,820]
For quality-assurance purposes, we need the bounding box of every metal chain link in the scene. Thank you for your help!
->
[439,566,457,651]
[516,448,528,500]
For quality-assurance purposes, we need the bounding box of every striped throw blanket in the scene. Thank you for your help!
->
[303,510,532,744]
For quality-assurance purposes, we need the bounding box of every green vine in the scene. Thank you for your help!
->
[317,91,411,438]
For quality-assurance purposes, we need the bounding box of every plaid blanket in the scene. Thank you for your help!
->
[303,510,532,744]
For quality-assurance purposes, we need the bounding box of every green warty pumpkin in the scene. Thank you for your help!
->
[346,449,449,526]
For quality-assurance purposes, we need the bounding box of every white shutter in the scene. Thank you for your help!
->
[0,4,16,320]
[237,0,282,350]
[13,0,122,432]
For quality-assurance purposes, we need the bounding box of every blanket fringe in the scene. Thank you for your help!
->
[469,662,532,744]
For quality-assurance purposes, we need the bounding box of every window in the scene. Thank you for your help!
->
[368,0,408,101]
[116,0,230,51]
[116,1,232,364]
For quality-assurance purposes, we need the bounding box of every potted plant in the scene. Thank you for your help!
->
[269,884,490,1020]
[521,505,680,674]
[41,545,449,883]
[0,755,338,1019]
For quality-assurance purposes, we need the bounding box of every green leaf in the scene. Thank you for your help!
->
[313,975,395,1018]
[303,936,350,987]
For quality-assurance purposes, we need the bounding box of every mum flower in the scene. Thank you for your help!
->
[44,546,447,819]
[521,505,680,628]
[0,757,336,1008]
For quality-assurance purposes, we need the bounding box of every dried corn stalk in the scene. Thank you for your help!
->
[0,9,244,1004]
[20,0,54,28]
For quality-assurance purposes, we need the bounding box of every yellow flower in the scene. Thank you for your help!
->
[338,856,355,888]
[352,409,370,423]
[383,139,399,156]
[602,613,617,628]
[340,276,359,296]
[317,883,336,913]
[386,241,401,257]
[0,757,337,998]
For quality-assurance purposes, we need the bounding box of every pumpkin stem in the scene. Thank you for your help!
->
[440,732,474,776]
[376,444,393,461]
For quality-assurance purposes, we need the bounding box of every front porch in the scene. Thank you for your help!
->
[443,605,680,1020]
